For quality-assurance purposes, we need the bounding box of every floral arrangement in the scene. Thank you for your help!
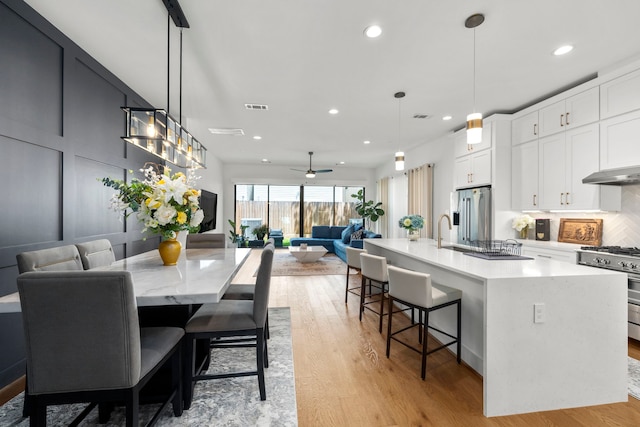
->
[512,214,535,232]
[102,163,204,239]
[399,214,424,232]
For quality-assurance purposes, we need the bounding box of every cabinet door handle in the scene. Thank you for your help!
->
[533,194,537,206]
[560,192,564,205]
[565,112,570,125]
[537,254,552,259]
[565,192,570,205]
[560,114,564,127]
[467,173,471,183]
[469,173,473,182]
[533,123,537,136]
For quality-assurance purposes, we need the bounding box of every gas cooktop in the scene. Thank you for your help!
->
[580,246,640,256]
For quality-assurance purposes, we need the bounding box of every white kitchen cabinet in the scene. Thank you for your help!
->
[522,246,576,263]
[538,123,602,210]
[454,125,492,158]
[454,150,491,189]
[538,87,599,137]
[600,109,640,169]
[511,140,538,210]
[512,111,538,145]
[600,68,640,119]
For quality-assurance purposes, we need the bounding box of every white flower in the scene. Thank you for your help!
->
[512,214,535,231]
[154,204,177,225]
[157,175,189,205]
[190,209,204,227]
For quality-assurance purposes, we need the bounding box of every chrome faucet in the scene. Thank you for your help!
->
[437,214,452,249]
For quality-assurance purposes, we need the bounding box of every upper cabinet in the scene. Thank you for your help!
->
[538,87,599,137]
[453,125,493,189]
[600,68,640,119]
[511,140,538,210]
[512,111,539,145]
[600,109,640,170]
[454,125,492,158]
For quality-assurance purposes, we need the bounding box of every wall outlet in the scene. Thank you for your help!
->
[534,303,545,323]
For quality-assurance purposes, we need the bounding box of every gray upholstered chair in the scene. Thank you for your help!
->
[386,265,462,380]
[183,245,275,408]
[18,270,184,426]
[359,252,390,333]
[345,247,366,303]
[186,233,225,249]
[16,245,84,273]
[75,239,116,269]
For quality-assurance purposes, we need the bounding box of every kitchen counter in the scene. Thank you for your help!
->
[364,238,628,417]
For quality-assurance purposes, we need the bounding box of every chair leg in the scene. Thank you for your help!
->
[31,397,46,427]
[345,264,350,303]
[379,285,385,333]
[263,327,269,368]
[386,296,393,357]
[256,331,267,401]
[125,390,139,427]
[182,337,195,410]
[172,346,183,417]
[359,277,367,322]
[457,300,462,364]
[418,309,423,344]
[421,310,430,380]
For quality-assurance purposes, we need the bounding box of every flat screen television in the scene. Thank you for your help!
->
[199,189,217,232]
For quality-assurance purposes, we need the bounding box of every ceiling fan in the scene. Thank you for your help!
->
[291,151,333,178]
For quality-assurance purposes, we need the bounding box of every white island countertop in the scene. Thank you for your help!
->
[364,238,628,417]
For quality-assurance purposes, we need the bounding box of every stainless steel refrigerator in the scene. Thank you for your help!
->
[453,186,491,245]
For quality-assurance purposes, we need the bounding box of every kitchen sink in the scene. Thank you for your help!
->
[440,245,475,253]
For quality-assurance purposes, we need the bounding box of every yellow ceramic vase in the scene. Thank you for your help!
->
[158,234,182,266]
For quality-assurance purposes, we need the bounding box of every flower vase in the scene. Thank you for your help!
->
[407,229,420,241]
[519,226,528,239]
[159,234,182,266]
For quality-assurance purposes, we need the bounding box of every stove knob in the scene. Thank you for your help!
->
[618,261,628,268]
[602,259,611,265]
[630,263,638,270]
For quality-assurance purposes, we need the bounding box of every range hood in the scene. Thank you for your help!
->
[582,166,640,185]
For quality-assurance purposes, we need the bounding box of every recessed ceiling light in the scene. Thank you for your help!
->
[442,115,452,121]
[363,140,371,145]
[253,136,262,140]
[338,161,345,165]
[261,159,270,163]
[328,108,339,115]
[553,45,573,56]
[364,25,382,38]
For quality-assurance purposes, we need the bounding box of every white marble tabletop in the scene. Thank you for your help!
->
[0,248,252,313]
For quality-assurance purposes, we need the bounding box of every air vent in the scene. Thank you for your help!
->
[208,128,245,136]
[413,114,430,119]
[244,104,269,110]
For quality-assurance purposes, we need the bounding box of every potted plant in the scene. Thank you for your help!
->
[252,224,269,241]
[351,189,385,230]
[228,219,249,247]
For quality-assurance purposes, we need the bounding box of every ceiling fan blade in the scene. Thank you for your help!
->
[315,169,333,173]
[290,168,307,172]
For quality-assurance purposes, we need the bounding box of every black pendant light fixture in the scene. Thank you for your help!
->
[465,13,485,145]
[394,91,405,171]
[121,0,206,169]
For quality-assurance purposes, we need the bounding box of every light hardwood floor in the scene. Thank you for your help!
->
[233,248,640,427]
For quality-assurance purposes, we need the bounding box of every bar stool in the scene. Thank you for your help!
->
[359,253,390,333]
[386,265,462,380]
[345,247,366,303]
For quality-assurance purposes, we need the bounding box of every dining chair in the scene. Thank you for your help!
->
[183,244,274,409]
[386,265,462,379]
[345,247,366,303]
[75,239,116,269]
[17,270,184,426]
[186,233,226,248]
[359,252,390,333]
[16,245,84,273]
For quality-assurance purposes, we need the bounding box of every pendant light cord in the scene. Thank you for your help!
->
[167,13,170,116]
[180,28,183,124]
[473,27,476,113]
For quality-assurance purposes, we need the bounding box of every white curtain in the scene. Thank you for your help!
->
[407,164,434,238]
[377,177,389,237]
[389,174,408,238]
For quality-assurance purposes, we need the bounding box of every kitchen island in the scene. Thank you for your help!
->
[364,238,628,417]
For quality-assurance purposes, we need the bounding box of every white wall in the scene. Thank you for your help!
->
[194,152,225,232]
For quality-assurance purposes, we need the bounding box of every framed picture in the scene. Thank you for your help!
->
[558,218,603,246]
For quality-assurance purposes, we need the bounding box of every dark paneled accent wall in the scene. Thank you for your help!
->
[0,0,164,388]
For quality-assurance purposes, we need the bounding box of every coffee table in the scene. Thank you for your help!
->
[289,246,328,263]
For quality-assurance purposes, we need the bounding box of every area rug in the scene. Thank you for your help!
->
[629,357,640,400]
[0,307,297,427]
[265,251,346,277]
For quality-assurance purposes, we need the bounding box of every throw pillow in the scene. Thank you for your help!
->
[341,224,355,243]
[350,229,364,240]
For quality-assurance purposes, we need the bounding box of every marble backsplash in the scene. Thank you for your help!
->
[529,184,640,247]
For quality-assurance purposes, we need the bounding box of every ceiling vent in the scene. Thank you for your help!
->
[244,104,269,110]
[413,114,430,119]
[208,128,245,136]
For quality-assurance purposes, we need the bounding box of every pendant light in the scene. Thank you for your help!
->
[465,13,484,145]
[394,91,405,171]
[121,0,206,169]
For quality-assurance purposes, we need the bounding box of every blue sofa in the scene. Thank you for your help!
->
[289,225,381,262]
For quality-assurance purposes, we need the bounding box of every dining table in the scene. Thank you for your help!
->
[0,247,252,313]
